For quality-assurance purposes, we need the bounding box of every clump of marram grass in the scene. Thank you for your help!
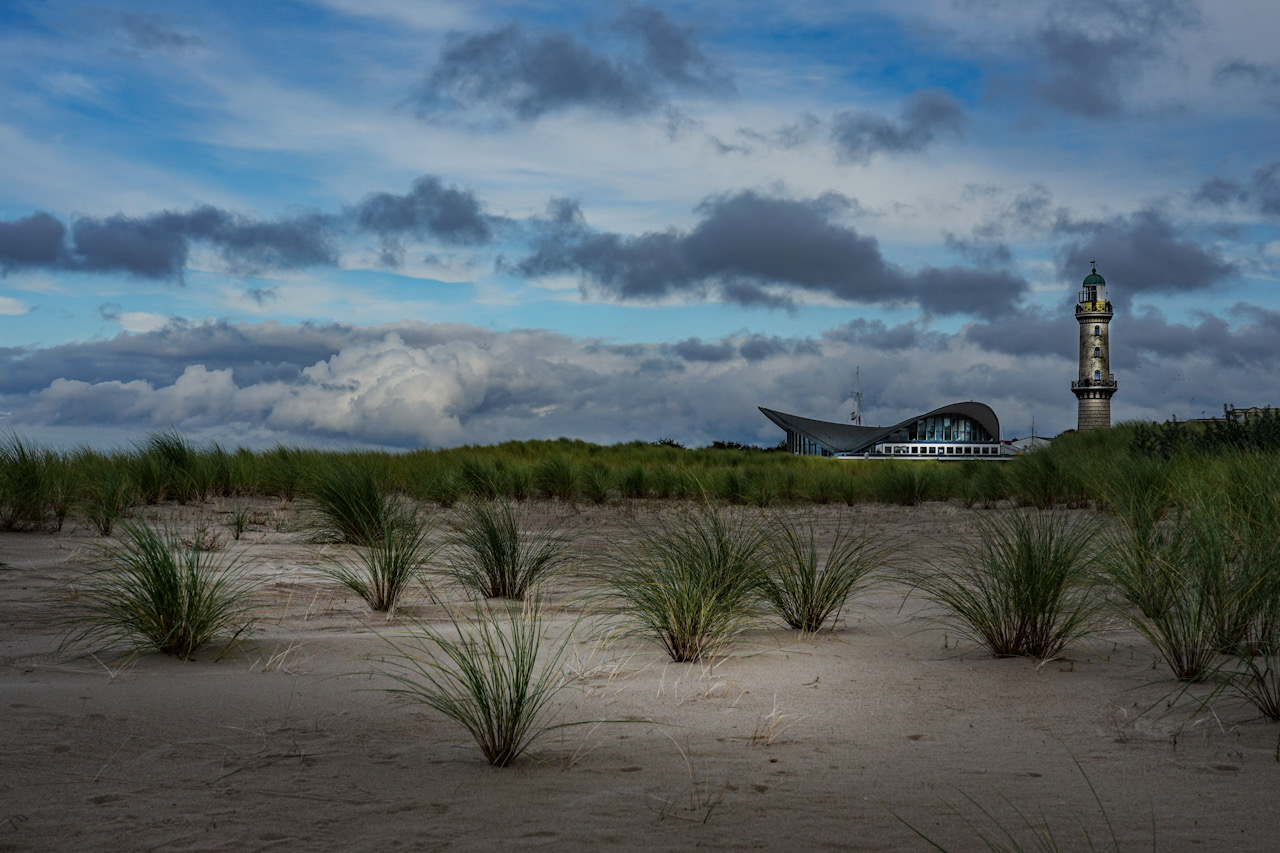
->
[1098,516,1222,682]
[445,499,575,600]
[904,510,1099,659]
[759,515,892,632]
[1102,454,1280,684]
[302,457,399,545]
[61,521,260,661]
[594,499,767,662]
[376,597,582,766]
[318,513,440,612]
[869,462,936,506]
[0,432,57,531]
[80,461,136,536]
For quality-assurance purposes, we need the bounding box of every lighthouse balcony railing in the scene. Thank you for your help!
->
[1072,375,1117,389]
[1076,297,1112,314]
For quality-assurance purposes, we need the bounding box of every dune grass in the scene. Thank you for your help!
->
[61,521,260,660]
[445,499,575,600]
[0,433,56,532]
[905,510,1099,659]
[376,598,581,766]
[595,499,767,662]
[1101,454,1280,685]
[759,515,892,632]
[318,513,440,612]
[302,456,400,545]
[79,460,136,537]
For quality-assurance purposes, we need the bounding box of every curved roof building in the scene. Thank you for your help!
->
[760,401,1004,458]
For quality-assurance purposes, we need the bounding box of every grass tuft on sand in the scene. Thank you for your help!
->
[61,521,260,661]
[376,597,582,766]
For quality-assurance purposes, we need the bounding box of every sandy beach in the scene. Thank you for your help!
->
[2,500,1278,852]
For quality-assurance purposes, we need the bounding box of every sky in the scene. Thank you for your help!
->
[2,0,1278,450]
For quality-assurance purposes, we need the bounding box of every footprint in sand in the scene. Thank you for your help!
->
[86,793,125,805]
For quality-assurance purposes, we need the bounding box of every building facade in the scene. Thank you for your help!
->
[759,401,1005,458]
[1071,266,1117,431]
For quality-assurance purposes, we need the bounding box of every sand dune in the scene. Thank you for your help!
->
[2,501,1277,851]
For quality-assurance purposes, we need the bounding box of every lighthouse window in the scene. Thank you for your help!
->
[1094,369,1101,380]
[1093,325,1100,336]
[1093,347,1100,357]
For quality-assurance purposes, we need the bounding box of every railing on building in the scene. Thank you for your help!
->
[1071,375,1117,389]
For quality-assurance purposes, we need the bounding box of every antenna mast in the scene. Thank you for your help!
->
[850,367,863,425]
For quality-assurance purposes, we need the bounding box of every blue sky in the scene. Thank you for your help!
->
[2,0,1278,449]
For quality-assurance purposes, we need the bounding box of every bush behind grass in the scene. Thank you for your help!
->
[904,510,1100,659]
[377,598,583,766]
[61,521,261,660]
[80,460,137,537]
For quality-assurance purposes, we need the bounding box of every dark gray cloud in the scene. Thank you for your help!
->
[1124,303,1280,370]
[70,207,337,279]
[670,336,735,362]
[515,189,1027,315]
[0,207,336,280]
[1215,60,1280,109]
[963,307,1068,357]
[1054,207,1234,303]
[824,318,944,352]
[0,173,502,280]
[944,231,1014,267]
[351,175,501,265]
[830,89,965,163]
[1022,0,1199,116]
[417,8,731,120]
[0,212,67,272]
[961,299,1280,378]
[1194,161,1280,217]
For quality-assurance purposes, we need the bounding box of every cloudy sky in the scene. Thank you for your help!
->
[2,0,1278,450]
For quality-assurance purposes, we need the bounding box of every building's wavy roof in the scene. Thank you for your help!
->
[759,401,1001,454]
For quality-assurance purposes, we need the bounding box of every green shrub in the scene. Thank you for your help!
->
[261,444,306,500]
[619,463,648,499]
[582,464,613,504]
[869,462,935,506]
[0,433,55,531]
[80,461,136,537]
[536,456,579,502]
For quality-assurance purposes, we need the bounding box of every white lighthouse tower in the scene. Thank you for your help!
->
[1071,264,1117,431]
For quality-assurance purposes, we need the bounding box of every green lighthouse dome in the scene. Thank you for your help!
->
[1083,267,1105,286]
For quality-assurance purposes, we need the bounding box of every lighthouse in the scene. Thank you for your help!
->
[1071,265,1117,431]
